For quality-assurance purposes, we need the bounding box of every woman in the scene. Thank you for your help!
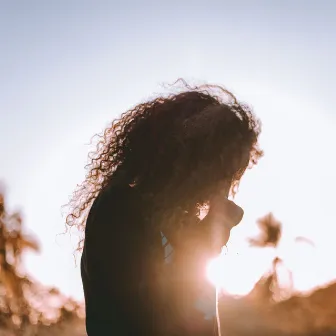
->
[66,80,263,335]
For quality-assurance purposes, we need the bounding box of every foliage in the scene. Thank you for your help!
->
[0,185,85,336]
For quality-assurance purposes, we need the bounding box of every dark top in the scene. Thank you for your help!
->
[81,185,165,335]
[81,184,216,335]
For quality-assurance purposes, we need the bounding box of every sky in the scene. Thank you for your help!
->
[0,0,336,301]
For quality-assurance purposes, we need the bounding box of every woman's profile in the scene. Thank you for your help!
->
[66,80,263,335]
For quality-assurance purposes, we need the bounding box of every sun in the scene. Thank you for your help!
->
[206,253,253,297]
[205,245,273,297]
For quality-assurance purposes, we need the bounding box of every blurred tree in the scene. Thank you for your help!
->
[248,213,316,303]
[0,186,36,331]
[247,213,289,302]
[218,213,336,336]
[0,183,85,336]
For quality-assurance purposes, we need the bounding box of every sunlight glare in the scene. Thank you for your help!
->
[206,250,260,297]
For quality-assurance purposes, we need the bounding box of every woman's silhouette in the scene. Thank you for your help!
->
[66,80,263,335]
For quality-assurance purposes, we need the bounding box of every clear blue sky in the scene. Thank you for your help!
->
[1,1,335,300]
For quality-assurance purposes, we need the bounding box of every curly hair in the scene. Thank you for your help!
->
[66,79,263,250]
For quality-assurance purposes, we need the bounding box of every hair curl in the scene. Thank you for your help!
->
[65,79,263,250]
